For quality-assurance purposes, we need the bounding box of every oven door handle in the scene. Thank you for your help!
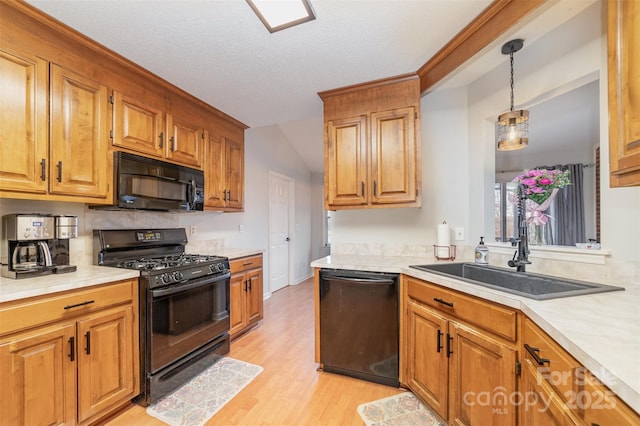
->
[151,272,230,297]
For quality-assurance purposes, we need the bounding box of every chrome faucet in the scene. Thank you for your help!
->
[508,184,531,272]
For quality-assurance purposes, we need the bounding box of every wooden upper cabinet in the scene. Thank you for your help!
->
[608,0,640,187]
[325,116,368,207]
[204,130,244,211]
[204,131,226,208]
[50,64,109,198]
[225,137,244,210]
[112,90,165,158]
[320,74,422,210]
[0,47,48,194]
[371,107,417,205]
[0,52,109,202]
[166,114,204,169]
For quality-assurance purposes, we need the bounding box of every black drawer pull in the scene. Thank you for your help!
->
[524,344,550,366]
[63,300,95,310]
[437,329,443,353]
[434,297,454,308]
[84,331,91,355]
[68,336,75,361]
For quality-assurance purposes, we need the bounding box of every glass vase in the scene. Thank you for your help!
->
[528,222,547,245]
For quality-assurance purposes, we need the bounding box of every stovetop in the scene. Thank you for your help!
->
[117,254,226,271]
[94,228,230,288]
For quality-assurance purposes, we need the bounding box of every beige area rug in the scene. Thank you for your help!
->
[146,357,263,426]
[357,392,445,426]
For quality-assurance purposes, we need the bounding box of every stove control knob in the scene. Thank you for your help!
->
[161,273,171,284]
[173,271,184,281]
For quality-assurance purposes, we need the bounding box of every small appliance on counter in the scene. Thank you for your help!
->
[1,213,78,279]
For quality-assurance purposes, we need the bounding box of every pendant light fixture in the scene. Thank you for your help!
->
[496,39,528,151]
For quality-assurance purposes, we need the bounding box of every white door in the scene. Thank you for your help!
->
[269,172,292,293]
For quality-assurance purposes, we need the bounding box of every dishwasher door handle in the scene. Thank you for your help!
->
[325,276,395,285]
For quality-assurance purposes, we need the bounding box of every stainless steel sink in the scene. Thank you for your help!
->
[409,263,624,300]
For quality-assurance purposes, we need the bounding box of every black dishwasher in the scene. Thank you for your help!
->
[319,268,399,387]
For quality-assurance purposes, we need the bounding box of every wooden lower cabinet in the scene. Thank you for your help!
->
[229,254,263,339]
[521,317,640,426]
[0,321,77,425]
[403,276,518,425]
[0,279,139,426]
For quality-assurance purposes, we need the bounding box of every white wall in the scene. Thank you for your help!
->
[330,2,639,282]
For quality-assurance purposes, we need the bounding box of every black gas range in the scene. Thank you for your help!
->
[94,228,230,405]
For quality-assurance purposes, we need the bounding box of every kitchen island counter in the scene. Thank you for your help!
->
[311,254,640,414]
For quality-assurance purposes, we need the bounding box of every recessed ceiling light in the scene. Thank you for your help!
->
[246,0,316,33]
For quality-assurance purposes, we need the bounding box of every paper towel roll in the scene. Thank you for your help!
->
[436,222,451,258]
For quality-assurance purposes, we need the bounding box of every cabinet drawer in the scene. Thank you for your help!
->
[0,279,137,336]
[406,277,517,341]
[230,254,263,274]
[522,318,581,408]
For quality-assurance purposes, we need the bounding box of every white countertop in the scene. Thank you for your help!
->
[0,265,140,304]
[311,254,640,414]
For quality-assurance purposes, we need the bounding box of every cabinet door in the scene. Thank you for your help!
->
[325,116,368,208]
[370,107,417,204]
[520,359,581,426]
[448,321,517,426]
[76,306,135,424]
[225,137,244,210]
[166,114,203,169]
[0,322,76,426]
[406,299,448,419]
[112,90,164,158]
[204,131,226,208]
[608,0,640,187]
[0,47,48,194]
[50,64,109,198]
[247,268,263,325]
[229,273,247,337]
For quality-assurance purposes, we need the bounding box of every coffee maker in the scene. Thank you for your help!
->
[1,214,78,279]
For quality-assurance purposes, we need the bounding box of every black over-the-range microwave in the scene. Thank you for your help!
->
[91,152,204,212]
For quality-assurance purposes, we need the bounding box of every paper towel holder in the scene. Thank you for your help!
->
[433,244,456,261]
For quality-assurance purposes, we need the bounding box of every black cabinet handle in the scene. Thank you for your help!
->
[243,280,248,292]
[170,136,175,151]
[373,180,377,196]
[56,161,62,182]
[159,132,164,148]
[361,181,365,196]
[63,300,95,310]
[434,297,454,308]
[40,159,46,181]
[68,336,75,361]
[447,333,453,358]
[524,344,550,366]
[84,331,91,355]
[437,330,443,353]
[227,190,231,201]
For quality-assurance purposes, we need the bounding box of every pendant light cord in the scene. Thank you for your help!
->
[510,52,515,112]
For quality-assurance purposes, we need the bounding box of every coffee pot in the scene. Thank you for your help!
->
[1,214,78,279]
[2,214,55,279]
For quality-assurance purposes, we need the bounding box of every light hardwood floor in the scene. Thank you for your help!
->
[106,277,403,425]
